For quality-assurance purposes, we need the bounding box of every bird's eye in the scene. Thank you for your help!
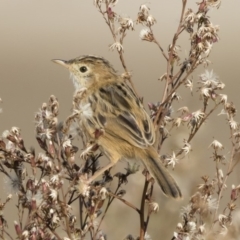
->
[79,66,87,73]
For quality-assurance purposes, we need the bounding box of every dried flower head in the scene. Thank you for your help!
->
[109,42,124,52]
[164,152,179,169]
[149,202,159,213]
[49,189,58,201]
[146,15,156,26]
[118,17,134,32]
[125,162,140,175]
[209,139,224,150]
[139,29,154,42]
[229,118,239,130]
[207,0,221,8]
[75,177,90,197]
[219,94,228,104]
[99,187,108,200]
[185,78,193,92]
[199,70,219,87]
[4,173,22,194]
[182,140,192,155]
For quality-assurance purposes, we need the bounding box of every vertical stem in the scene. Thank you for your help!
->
[212,129,236,227]
[139,177,149,240]
[79,196,83,229]
[144,183,154,232]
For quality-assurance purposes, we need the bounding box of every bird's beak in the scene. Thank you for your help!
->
[51,59,69,69]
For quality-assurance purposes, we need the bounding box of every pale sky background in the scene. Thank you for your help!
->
[1,1,240,239]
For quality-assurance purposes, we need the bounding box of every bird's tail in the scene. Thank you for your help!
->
[141,148,182,199]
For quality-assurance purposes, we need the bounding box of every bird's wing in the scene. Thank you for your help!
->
[88,81,155,148]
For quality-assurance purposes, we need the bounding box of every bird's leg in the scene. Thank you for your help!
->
[81,128,114,183]
[77,162,115,196]
[86,161,116,184]
[80,127,104,160]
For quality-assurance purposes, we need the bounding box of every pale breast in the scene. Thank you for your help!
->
[79,101,93,118]
[77,97,98,140]
[70,72,83,90]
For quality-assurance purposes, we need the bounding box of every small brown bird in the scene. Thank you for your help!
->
[53,55,181,198]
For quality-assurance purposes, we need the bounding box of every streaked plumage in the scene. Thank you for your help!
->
[53,55,182,198]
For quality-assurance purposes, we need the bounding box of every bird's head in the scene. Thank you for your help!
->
[52,55,117,90]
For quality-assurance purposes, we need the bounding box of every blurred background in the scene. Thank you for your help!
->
[1,0,240,239]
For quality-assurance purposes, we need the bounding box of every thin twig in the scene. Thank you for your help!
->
[35,212,62,240]
[144,182,154,232]
[177,103,221,157]
[2,230,14,240]
[139,176,150,240]
[97,2,140,97]
[161,0,187,104]
[212,128,237,226]
[108,192,140,213]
